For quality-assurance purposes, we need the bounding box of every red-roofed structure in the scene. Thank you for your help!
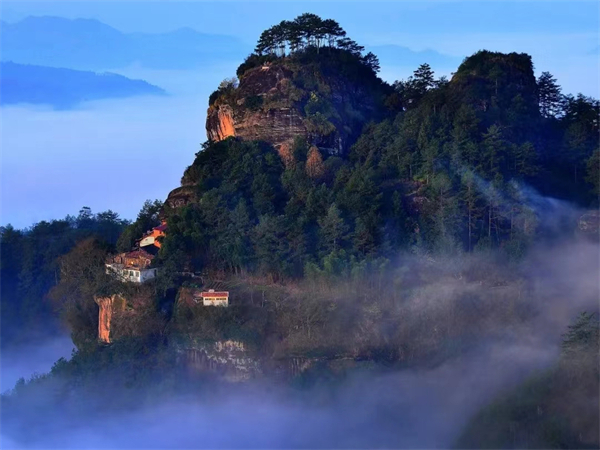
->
[139,221,167,249]
[198,289,229,307]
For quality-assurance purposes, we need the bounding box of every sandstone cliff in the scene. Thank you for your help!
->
[206,50,391,156]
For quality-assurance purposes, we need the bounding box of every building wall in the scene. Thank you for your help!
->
[106,264,156,283]
[203,297,228,307]
[139,236,155,247]
[139,229,164,249]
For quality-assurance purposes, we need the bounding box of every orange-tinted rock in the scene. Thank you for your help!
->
[94,295,124,343]
[206,104,236,141]
[207,103,307,149]
[205,62,389,155]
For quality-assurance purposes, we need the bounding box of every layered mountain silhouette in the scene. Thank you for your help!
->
[0,16,247,70]
[0,16,461,73]
[0,62,166,109]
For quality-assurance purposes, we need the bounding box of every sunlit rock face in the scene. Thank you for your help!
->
[206,65,302,146]
[206,61,388,156]
[94,295,123,343]
[206,104,236,142]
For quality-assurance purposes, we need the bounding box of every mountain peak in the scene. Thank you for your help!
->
[205,13,391,155]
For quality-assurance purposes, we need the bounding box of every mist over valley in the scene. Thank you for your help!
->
[1,3,599,449]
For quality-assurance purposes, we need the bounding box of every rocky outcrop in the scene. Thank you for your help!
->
[207,105,307,150]
[94,294,125,343]
[94,290,160,344]
[206,104,236,142]
[176,340,262,382]
[165,185,196,209]
[206,59,389,155]
[578,210,599,240]
[450,50,539,120]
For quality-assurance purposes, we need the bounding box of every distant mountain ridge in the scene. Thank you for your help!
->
[1,16,462,75]
[369,44,463,71]
[0,16,247,70]
[0,61,166,109]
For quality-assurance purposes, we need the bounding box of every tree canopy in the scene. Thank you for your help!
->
[251,13,379,73]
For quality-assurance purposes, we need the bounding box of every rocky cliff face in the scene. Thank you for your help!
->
[94,294,125,343]
[206,57,389,155]
[207,104,308,149]
[206,104,236,141]
[206,65,309,150]
[164,185,196,210]
[176,340,262,382]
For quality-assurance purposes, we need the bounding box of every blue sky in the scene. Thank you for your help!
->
[1,1,599,227]
[2,1,598,95]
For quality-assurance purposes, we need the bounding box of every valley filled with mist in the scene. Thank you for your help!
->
[1,4,599,450]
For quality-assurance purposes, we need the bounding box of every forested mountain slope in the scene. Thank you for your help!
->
[1,13,598,450]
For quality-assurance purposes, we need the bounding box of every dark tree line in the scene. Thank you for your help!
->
[161,50,599,284]
[0,207,133,346]
[253,13,380,73]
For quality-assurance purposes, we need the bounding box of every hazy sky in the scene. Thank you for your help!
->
[1,1,599,227]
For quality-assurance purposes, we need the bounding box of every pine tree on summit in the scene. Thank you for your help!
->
[251,13,366,63]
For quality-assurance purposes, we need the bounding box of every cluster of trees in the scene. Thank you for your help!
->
[116,199,163,252]
[4,49,597,353]
[458,312,599,448]
[251,13,379,73]
[0,209,122,344]
[162,51,598,283]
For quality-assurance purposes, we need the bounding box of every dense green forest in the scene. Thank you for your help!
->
[162,49,599,280]
[1,13,598,449]
[0,202,161,346]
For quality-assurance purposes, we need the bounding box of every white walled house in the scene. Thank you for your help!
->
[105,263,158,283]
[198,289,229,307]
[105,249,158,284]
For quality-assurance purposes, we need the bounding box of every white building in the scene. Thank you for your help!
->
[196,289,229,307]
[105,263,158,283]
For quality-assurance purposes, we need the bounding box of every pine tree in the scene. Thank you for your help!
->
[585,149,600,200]
[537,71,563,118]
[413,63,435,93]
[318,204,349,253]
[481,124,506,180]
[459,170,483,251]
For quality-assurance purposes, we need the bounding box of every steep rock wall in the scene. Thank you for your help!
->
[206,61,388,155]
[94,294,125,343]
[206,104,236,142]
[176,340,262,382]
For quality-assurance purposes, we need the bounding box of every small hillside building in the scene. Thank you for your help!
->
[105,248,157,283]
[139,222,167,249]
[197,289,229,307]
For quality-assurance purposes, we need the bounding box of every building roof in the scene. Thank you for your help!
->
[200,291,229,297]
[124,249,155,260]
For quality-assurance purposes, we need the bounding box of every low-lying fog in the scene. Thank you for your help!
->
[0,62,237,228]
[0,336,75,394]
[0,59,452,229]
[1,236,597,449]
